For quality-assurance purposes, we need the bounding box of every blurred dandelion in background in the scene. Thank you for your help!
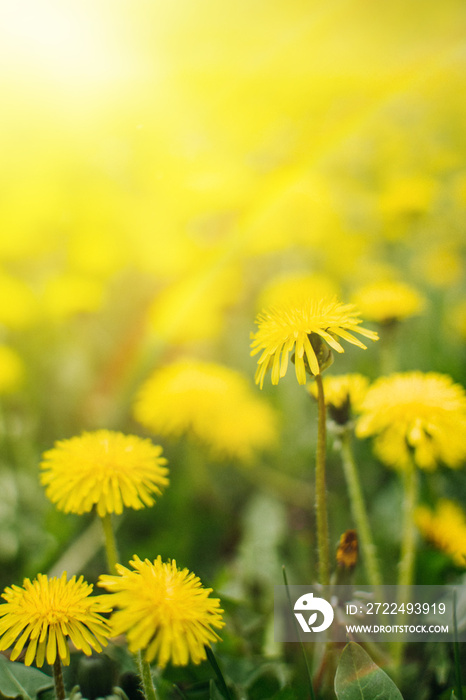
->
[308,372,370,425]
[357,371,466,602]
[415,500,466,568]
[351,280,426,373]
[133,359,278,461]
[351,280,425,326]
[40,430,169,516]
[356,372,466,471]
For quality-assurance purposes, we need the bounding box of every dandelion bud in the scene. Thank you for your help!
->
[336,530,359,570]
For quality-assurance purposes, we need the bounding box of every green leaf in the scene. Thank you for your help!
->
[0,656,53,700]
[66,686,82,700]
[334,643,404,700]
[205,647,232,700]
[209,679,227,700]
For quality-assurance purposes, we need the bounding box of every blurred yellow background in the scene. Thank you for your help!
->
[0,0,465,334]
[1,2,466,640]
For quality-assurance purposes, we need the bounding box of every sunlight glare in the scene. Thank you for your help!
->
[0,0,134,89]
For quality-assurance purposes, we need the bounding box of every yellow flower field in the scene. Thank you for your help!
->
[0,1,465,698]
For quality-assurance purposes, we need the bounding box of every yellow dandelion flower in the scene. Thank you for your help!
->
[0,573,111,667]
[98,555,224,668]
[133,360,278,461]
[40,430,169,517]
[356,372,466,471]
[415,500,466,568]
[308,373,370,424]
[351,280,425,324]
[250,297,378,388]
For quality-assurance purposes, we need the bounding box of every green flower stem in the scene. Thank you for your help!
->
[100,512,120,574]
[398,464,419,592]
[99,514,159,700]
[282,566,316,700]
[315,373,330,586]
[136,651,159,700]
[340,429,382,587]
[205,645,232,700]
[392,462,419,671]
[53,657,66,700]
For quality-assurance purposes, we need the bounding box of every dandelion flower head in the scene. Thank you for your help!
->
[98,555,224,668]
[133,359,278,461]
[415,500,466,568]
[309,373,370,425]
[40,430,169,517]
[352,280,425,324]
[0,573,111,667]
[356,372,466,470]
[251,297,378,388]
